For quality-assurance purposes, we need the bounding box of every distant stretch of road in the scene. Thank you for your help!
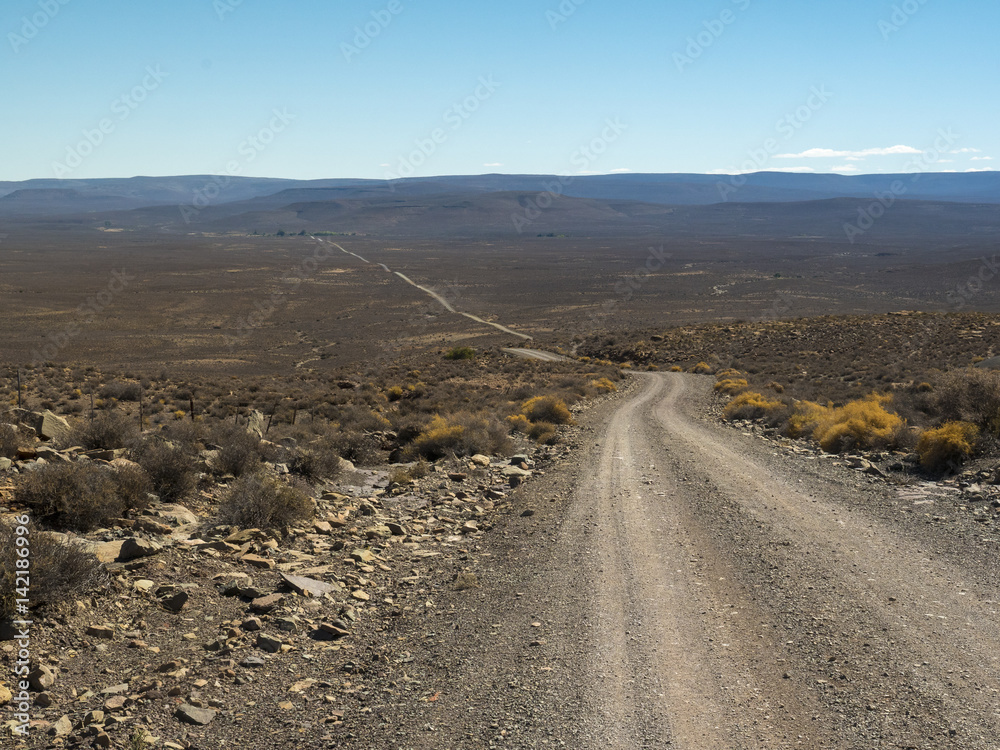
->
[319,239,532,341]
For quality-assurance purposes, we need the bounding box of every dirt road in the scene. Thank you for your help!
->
[353,373,1000,749]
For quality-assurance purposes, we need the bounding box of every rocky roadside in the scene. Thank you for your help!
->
[0,389,631,749]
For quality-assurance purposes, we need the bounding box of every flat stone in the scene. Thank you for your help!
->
[386,522,407,536]
[50,715,73,736]
[86,625,115,639]
[350,549,375,564]
[175,703,217,726]
[94,541,125,564]
[470,454,491,467]
[242,554,275,570]
[317,623,349,640]
[250,593,283,614]
[256,634,283,653]
[0,684,11,705]
[240,655,266,668]
[100,683,130,695]
[280,572,337,598]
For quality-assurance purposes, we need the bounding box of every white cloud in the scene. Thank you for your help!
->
[765,166,816,173]
[965,168,994,172]
[971,156,993,161]
[707,166,815,175]
[379,163,391,168]
[483,162,503,167]
[776,145,921,159]
[831,164,860,173]
[951,148,982,154]
[609,168,632,173]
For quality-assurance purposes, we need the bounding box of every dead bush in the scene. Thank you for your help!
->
[218,473,314,532]
[0,422,20,459]
[917,421,979,471]
[0,518,109,620]
[131,438,196,502]
[288,436,343,480]
[934,369,1000,432]
[14,463,124,531]
[71,410,139,450]
[111,463,153,513]
[98,381,142,402]
[328,430,382,466]
[213,425,264,477]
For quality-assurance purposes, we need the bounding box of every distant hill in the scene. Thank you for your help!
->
[1,171,998,219]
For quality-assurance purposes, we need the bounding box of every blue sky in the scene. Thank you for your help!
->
[3,0,996,181]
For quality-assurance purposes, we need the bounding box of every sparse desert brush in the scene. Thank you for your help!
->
[590,377,618,393]
[723,391,785,421]
[690,362,713,374]
[389,460,430,485]
[70,409,140,450]
[0,422,20,458]
[714,378,750,396]
[98,380,142,402]
[212,424,265,477]
[328,429,382,465]
[218,473,314,532]
[715,369,743,381]
[527,420,558,444]
[131,438,196,502]
[670,366,683,373]
[288,436,343,480]
[521,395,573,425]
[933,368,1000,432]
[790,393,906,453]
[506,413,532,433]
[0,519,108,620]
[917,421,978,471]
[444,346,476,361]
[646,364,659,371]
[411,413,511,459]
[915,382,933,393]
[111,463,153,513]
[767,381,785,394]
[386,385,405,402]
[15,463,126,531]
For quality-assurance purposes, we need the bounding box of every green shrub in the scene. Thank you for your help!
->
[444,347,476,361]
[917,421,978,471]
[218,473,314,532]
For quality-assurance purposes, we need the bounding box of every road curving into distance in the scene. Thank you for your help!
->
[355,371,1000,750]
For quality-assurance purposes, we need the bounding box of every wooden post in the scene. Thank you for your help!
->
[291,408,297,426]
[189,396,195,421]
[16,369,21,409]
[138,382,144,429]
[266,404,276,435]
[90,391,95,420]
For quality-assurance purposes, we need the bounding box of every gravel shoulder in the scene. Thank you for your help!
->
[349,372,1000,750]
